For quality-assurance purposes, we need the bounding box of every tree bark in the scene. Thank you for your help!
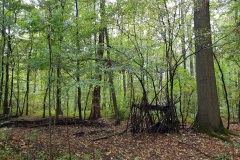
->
[105,27,120,124]
[0,0,6,111]
[234,0,240,123]
[193,0,224,133]
[47,5,53,117]
[3,25,12,115]
[181,0,186,69]
[25,34,33,116]
[89,0,105,120]
[55,0,66,119]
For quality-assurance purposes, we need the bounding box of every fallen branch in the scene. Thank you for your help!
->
[0,118,108,128]
[91,129,128,142]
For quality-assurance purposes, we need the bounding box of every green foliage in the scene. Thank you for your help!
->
[0,132,6,140]
[80,150,104,160]
[236,143,240,150]
[0,132,13,160]
[102,107,129,121]
[212,154,232,160]
[94,150,103,160]
[0,0,239,135]
[80,154,92,160]
[25,129,39,143]
[57,154,78,160]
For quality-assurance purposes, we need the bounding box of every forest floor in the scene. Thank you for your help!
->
[0,116,239,160]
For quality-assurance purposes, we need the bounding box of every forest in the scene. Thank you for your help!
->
[0,0,239,159]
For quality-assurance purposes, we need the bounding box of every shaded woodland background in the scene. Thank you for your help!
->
[0,0,239,131]
[0,0,240,159]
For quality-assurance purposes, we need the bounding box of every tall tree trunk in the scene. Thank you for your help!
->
[89,0,105,120]
[105,27,120,124]
[238,72,240,123]
[129,74,135,104]
[122,72,126,99]
[55,0,66,119]
[193,0,224,133]
[180,0,187,126]
[16,59,20,115]
[0,0,6,111]
[56,55,62,119]
[25,34,33,116]
[234,0,240,123]
[3,53,9,115]
[75,0,82,120]
[43,86,49,118]
[189,44,194,77]
[3,25,12,115]
[181,0,186,69]
[0,60,4,111]
[9,61,15,115]
[47,7,53,117]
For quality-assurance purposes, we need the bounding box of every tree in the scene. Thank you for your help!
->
[234,0,240,123]
[74,0,82,120]
[0,0,7,114]
[89,0,105,120]
[105,27,120,124]
[193,0,224,133]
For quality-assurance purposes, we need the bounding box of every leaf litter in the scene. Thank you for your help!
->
[0,118,239,160]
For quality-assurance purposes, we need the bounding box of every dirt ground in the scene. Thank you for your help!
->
[0,117,239,160]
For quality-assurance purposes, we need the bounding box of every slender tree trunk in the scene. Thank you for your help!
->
[105,27,120,124]
[238,72,240,123]
[102,72,107,109]
[0,61,4,111]
[3,26,12,115]
[75,0,82,120]
[90,0,105,120]
[84,85,92,120]
[189,44,194,77]
[129,74,135,104]
[16,60,20,115]
[0,0,6,111]
[25,64,30,115]
[47,7,53,117]
[56,55,62,119]
[181,0,186,69]
[180,0,187,127]
[76,71,82,119]
[9,61,14,114]
[43,86,49,118]
[25,34,33,116]
[193,0,224,133]
[33,70,37,93]
[3,55,9,115]
[122,72,126,99]
[213,54,230,129]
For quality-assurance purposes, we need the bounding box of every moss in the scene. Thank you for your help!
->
[227,130,240,136]
[193,124,230,142]
[211,132,230,142]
